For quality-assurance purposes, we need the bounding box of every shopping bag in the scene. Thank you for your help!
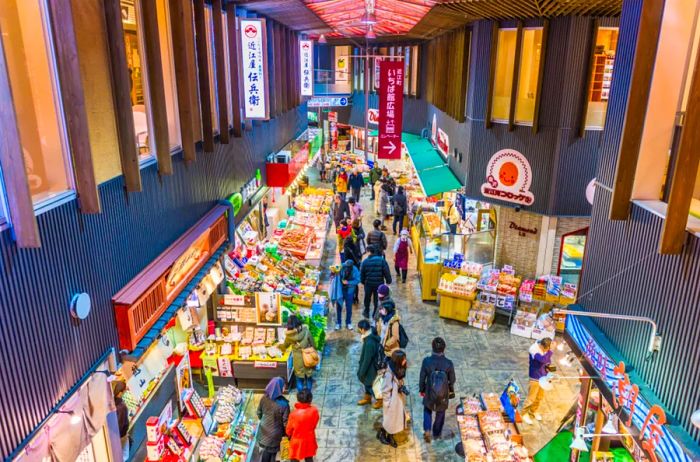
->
[372,373,384,398]
[280,437,290,460]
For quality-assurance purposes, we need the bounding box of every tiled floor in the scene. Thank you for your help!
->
[290,173,581,461]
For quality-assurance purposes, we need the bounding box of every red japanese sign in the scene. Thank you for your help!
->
[378,61,404,159]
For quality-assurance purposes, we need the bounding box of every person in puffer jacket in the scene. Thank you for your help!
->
[257,377,290,462]
[360,245,392,319]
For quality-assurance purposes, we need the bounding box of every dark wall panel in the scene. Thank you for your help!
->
[580,190,700,445]
[0,106,306,459]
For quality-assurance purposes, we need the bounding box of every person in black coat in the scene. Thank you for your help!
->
[342,235,362,268]
[366,219,388,254]
[419,337,456,442]
[391,186,408,235]
[360,244,393,319]
[356,319,382,406]
[257,377,291,462]
[332,194,351,228]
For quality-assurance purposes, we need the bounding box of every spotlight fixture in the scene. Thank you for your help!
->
[601,413,619,434]
[318,34,327,44]
[360,11,377,25]
[570,426,625,452]
[365,25,376,40]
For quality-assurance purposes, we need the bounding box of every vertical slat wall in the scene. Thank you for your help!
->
[225,2,242,137]
[423,27,471,123]
[193,0,214,152]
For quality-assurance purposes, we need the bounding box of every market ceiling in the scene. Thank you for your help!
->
[230,0,623,41]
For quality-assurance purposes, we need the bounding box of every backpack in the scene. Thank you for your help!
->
[428,370,449,408]
[398,323,409,348]
[374,341,386,371]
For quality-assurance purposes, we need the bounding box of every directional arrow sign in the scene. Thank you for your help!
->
[377,60,404,159]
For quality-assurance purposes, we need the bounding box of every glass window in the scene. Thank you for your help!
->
[0,0,72,203]
[204,5,218,134]
[585,27,618,129]
[222,12,233,128]
[559,232,587,287]
[514,28,543,125]
[491,29,517,122]
[121,0,154,162]
[155,0,181,150]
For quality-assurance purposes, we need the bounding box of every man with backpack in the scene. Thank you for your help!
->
[360,246,393,320]
[419,337,456,443]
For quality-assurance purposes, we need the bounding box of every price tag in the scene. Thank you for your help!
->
[254,361,277,369]
[224,294,246,306]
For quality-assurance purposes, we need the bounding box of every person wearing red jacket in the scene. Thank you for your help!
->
[286,389,320,462]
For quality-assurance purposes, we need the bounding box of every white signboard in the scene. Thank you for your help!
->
[480,149,535,206]
[300,40,313,96]
[431,113,437,142]
[307,96,349,107]
[239,18,269,119]
[368,108,379,125]
[335,50,349,83]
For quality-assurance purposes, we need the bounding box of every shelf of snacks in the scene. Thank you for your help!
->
[195,388,260,462]
[510,302,539,339]
[468,300,496,331]
[457,395,532,462]
[292,187,334,214]
[437,273,478,300]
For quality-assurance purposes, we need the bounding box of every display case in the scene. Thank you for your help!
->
[412,212,447,301]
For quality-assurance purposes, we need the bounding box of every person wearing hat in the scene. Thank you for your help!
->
[360,245,393,320]
[336,259,360,330]
[112,380,130,461]
[393,229,414,283]
[375,284,395,323]
[377,292,401,358]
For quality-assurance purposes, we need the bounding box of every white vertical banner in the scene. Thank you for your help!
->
[300,40,314,96]
[238,18,269,119]
[335,46,349,83]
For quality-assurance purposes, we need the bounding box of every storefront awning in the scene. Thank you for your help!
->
[132,246,226,358]
[402,133,463,196]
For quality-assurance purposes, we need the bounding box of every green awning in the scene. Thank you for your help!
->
[418,165,462,196]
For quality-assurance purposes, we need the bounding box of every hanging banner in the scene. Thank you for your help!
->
[378,61,404,159]
[239,18,269,119]
[437,128,449,156]
[299,40,313,96]
[480,149,535,206]
[335,47,349,83]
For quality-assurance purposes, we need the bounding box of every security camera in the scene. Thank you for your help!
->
[515,206,521,212]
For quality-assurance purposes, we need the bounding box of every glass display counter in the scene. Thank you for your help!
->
[412,212,447,301]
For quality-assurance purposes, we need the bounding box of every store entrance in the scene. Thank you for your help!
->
[557,228,588,287]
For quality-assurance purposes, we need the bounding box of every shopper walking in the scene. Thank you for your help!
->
[391,186,408,235]
[348,169,364,202]
[335,169,349,200]
[281,315,316,392]
[257,377,290,462]
[352,218,366,255]
[366,219,388,255]
[369,164,382,200]
[356,319,382,406]
[342,235,362,268]
[348,197,364,223]
[335,260,360,330]
[522,338,554,424]
[447,200,460,234]
[286,389,320,462]
[378,295,402,357]
[419,337,456,443]
[113,381,130,462]
[360,245,393,319]
[377,350,409,448]
[393,229,414,283]
[332,194,351,229]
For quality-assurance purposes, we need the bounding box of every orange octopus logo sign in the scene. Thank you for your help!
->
[481,149,534,206]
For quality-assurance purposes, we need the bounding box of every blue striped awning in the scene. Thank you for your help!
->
[131,246,227,358]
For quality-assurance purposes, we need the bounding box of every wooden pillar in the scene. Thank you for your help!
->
[485,22,498,129]
[169,0,196,162]
[225,3,242,137]
[659,47,700,254]
[193,0,214,152]
[508,21,523,131]
[608,0,665,220]
[47,0,101,211]
[0,37,40,247]
[140,0,173,174]
[213,0,229,143]
[103,0,142,192]
[532,20,549,134]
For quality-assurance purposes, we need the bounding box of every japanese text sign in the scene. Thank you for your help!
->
[299,40,313,96]
[239,18,269,119]
[378,61,404,159]
[567,315,693,462]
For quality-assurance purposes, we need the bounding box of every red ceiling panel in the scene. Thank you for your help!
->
[303,0,436,37]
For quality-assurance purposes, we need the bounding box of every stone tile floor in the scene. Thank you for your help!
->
[287,172,581,461]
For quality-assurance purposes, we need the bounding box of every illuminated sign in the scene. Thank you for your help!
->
[299,40,313,96]
[480,149,535,206]
[239,18,269,119]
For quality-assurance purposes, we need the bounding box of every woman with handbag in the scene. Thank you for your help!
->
[281,315,318,392]
[378,350,409,448]
[257,377,290,462]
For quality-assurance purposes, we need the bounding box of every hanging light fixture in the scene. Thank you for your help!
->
[360,0,377,24]
[570,427,590,452]
[601,413,619,434]
[365,25,376,40]
[318,33,327,44]
[692,409,700,429]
